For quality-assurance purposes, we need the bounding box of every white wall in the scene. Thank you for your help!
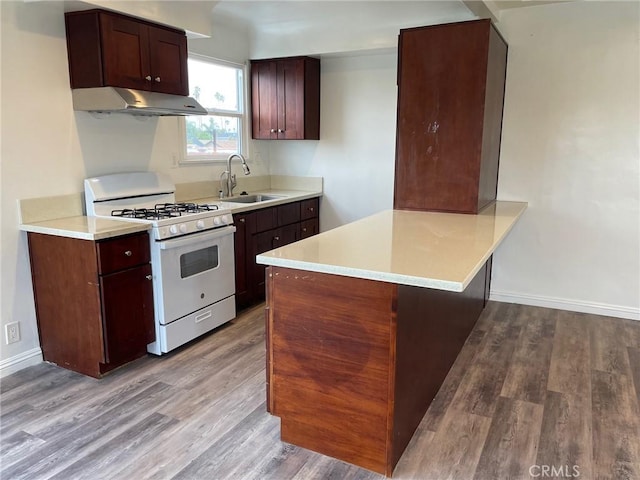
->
[264,52,398,231]
[490,1,640,319]
[0,1,252,374]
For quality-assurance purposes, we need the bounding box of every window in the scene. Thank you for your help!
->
[182,55,245,162]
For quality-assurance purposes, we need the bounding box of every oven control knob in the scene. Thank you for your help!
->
[196,220,206,230]
[222,214,232,224]
[213,216,222,225]
[169,225,179,235]
[179,224,188,234]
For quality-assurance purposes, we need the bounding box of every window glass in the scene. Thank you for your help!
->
[183,56,245,162]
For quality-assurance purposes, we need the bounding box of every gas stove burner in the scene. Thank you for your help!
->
[111,203,220,221]
[110,208,176,220]
[154,202,220,215]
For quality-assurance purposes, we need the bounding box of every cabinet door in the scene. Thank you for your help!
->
[276,58,305,139]
[300,218,319,239]
[234,212,255,309]
[100,13,151,91]
[148,26,189,95]
[251,61,278,139]
[252,225,300,301]
[100,264,154,368]
[252,229,277,301]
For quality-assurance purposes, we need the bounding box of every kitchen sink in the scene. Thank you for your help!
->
[225,194,285,204]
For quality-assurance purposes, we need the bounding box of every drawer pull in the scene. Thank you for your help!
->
[239,218,245,223]
[195,310,212,323]
[302,228,307,232]
[124,250,133,257]
[274,236,280,241]
[309,207,314,212]
[146,275,152,280]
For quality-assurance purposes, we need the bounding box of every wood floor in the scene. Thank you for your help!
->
[1,301,639,479]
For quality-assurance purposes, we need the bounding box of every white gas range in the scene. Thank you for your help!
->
[85,172,236,355]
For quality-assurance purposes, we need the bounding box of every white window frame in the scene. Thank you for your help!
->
[179,54,249,164]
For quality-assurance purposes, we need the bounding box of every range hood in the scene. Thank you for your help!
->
[71,87,207,116]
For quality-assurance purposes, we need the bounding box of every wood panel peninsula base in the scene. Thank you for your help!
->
[266,263,488,475]
[258,202,527,476]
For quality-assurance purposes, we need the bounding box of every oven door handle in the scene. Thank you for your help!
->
[158,225,236,250]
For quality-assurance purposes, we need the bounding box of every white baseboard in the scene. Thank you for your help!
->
[0,347,43,378]
[490,290,640,321]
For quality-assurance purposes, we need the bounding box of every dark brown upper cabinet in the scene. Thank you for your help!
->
[65,9,189,96]
[251,57,320,140]
[394,19,508,214]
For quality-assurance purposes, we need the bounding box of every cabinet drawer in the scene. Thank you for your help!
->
[300,198,319,220]
[277,202,301,226]
[96,232,150,275]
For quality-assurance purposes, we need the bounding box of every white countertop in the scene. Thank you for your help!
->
[189,189,322,213]
[19,189,322,240]
[19,216,150,241]
[257,201,527,292]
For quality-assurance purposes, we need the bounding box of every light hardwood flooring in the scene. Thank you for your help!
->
[1,301,639,479]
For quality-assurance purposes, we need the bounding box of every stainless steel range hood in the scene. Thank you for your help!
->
[71,87,207,116]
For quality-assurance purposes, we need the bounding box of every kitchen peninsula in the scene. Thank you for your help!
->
[257,201,527,476]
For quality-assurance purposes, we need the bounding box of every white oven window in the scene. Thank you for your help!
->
[180,246,219,278]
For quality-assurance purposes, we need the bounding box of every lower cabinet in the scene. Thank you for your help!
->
[27,231,154,378]
[100,263,155,366]
[234,197,320,310]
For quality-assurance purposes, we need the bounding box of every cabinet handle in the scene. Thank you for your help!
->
[278,129,284,133]
[124,250,133,257]
[146,275,152,280]
[302,228,307,232]
[309,207,314,212]
[239,218,245,223]
[270,129,276,133]
[155,77,161,83]
[145,75,152,81]
[274,236,280,241]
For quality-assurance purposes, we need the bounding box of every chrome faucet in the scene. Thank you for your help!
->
[221,153,250,198]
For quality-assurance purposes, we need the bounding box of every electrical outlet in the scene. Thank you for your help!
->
[5,322,20,344]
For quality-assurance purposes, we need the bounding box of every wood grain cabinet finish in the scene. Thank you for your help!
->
[233,211,254,309]
[394,19,508,214]
[266,261,488,476]
[65,9,189,96]
[251,57,320,140]
[27,231,155,378]
[234,198,320,310]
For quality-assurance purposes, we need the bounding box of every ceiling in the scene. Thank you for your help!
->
[211,0,574,33]
[213,1,473,29]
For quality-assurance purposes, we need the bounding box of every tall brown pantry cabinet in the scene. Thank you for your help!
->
[394,19,508,214]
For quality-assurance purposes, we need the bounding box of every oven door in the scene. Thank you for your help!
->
[154,225,236,325]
